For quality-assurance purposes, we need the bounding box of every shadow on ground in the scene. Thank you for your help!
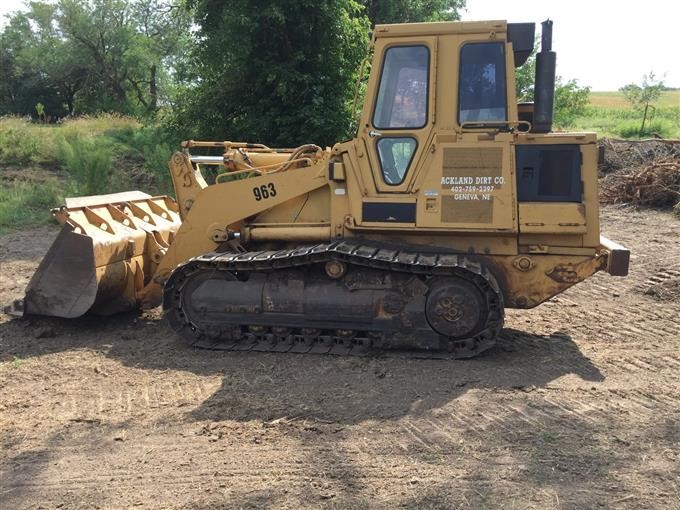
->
[0,312,604,425]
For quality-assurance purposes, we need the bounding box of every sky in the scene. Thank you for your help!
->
[463,0,679,91]
[1,0,678,91]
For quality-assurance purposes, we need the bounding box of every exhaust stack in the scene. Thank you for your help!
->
[533,19,556,133]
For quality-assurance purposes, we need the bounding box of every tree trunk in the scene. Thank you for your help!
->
[150,64,157,111]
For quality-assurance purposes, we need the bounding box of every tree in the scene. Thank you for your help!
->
[361,0,465,25]
[514,51,535,102]
[173,0,370,147]
[620,72,664,111]
[0,0,191,117]
[0,8,65,116]
[57,0,155,113]
[620,72,664,136]
[129,0,193,111]
[553,78,590,127]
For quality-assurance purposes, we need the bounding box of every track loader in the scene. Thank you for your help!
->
[7,19,629,358]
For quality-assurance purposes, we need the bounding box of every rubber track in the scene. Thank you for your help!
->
[163,240,505,359]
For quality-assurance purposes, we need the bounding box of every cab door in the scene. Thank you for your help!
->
[356,38,436,224]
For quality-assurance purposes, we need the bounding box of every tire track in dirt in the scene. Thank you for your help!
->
[2,206,680,509]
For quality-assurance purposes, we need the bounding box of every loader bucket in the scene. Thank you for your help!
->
[7,191,181,318]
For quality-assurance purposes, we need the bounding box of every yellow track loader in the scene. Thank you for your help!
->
[7,19,629,358]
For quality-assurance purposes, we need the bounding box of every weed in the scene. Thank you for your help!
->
[0,180,62,233]
[573,105,680,139]
[542,431,559,443]
[61,114,140,138]
[0,117,42,165]
[613,119,674,139]
[0,115,169,231]
[106,123,175,193]
[573,89,680,139]
[57,134,113,196]
[12,356,23,369]
[142,142,173,192]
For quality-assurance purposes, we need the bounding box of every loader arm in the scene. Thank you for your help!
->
[168,151,209,220]
[137,158,330,308]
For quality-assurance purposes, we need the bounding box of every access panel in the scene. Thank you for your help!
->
[417,142,516,231]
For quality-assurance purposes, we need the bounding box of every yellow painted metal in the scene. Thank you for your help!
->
[487,252,607,308]
[21,192,180,318]
[15,18,629,320]
[519,203,587,234]
[248,226,331,242]
[137,157,330,308]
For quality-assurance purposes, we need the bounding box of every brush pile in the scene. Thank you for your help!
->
[599,138,680,213]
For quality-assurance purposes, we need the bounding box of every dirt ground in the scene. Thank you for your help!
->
[1,206,679,510]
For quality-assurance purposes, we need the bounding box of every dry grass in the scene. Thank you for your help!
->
[589,90,680,109]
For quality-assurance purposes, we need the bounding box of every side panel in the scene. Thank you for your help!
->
[416,139,517,232]
[519,203,587,234]
[514,135,600,249]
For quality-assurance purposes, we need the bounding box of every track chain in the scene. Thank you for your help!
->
[163,240,505,359]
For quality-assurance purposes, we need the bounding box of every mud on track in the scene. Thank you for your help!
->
[1,206,679,509]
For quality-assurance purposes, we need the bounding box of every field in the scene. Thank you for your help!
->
[572,90,680,139]
[589,90,680,109]
[1,206,679,509]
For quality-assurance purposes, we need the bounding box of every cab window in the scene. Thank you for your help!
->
[458,42,507,124]
[373,45,429,129]
[377,137,417,185]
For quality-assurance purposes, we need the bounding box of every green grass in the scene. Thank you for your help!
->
[0,115,177,232]
[0,179,63,234]
[541,431,560,443]
[0,114,142,166]
[571,90,680,138]
[57,134,113,196]
[0,117,45,165]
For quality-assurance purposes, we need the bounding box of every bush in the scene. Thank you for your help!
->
[0,117,42,165]
[107,123,175,193]
[614,119,674,139]
[142,142,173,191]
[553,79,591,128]
[0,180,61,232]
[57,134,113,196]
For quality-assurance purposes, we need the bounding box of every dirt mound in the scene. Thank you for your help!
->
[599,138,680,210]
